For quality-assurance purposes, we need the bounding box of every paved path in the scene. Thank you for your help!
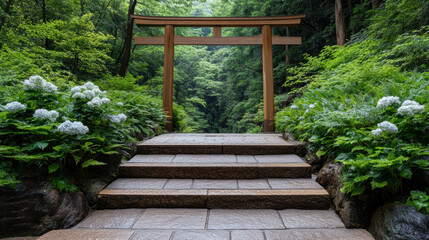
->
[39,134,374,239]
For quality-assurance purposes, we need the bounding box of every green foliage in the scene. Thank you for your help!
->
[0,76,164,191]
[406,190,429,214]
[275,0,429,210]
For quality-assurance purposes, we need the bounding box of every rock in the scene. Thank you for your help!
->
[368,203,429,240]
[76,153,123,207]
[305,151,323,172]
[316,162,381,228]
[0,180,88,238]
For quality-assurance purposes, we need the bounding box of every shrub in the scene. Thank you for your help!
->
[0,76,163,191]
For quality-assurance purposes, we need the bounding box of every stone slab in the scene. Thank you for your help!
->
[172,230,230,240]
[131,230,173,240]
[38,229,134,240]
[106,179,167,190]
[119,162,310,179]
[173,154,237,163]
[268,179,323,189]
[138,144,223,154]
[133,209,207,230]
[231,230,265,240]
[208,209,284,229]
[265,229,375,240]
[75,209,142,229]
[255,155,304,163]
[98,189,208,209]
[193,179,238,189]
[236,155,257,163]
[164,179,193,189]
[207,189,330,209]
[238,179,271,189]
[279,209,345,229]
[128,155,175,163]
[223,144,295,155]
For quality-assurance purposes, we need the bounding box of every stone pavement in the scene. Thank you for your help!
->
[39,134,374,239]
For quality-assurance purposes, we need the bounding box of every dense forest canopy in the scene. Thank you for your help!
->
[0,0,427,133]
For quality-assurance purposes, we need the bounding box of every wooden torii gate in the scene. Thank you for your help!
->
[132,15,306,132]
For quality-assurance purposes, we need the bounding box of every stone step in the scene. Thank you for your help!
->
[120,154,310,179]
[98,178,330,209]
[39,228,375,240]
[137,133,298,154]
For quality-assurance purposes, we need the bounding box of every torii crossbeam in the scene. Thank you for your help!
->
[132,14,306,132]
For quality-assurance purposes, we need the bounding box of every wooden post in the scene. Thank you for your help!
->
[163,25,174,131]
[213,26,222,37]
[262,25,275,132]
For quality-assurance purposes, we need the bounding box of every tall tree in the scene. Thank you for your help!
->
[0,0,13,32]
[335,0,346,45]
[119,0,137,77]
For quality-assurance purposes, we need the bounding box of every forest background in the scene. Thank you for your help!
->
[0,0,379,133]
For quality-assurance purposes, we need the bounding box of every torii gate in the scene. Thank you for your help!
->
[132,15,306,132]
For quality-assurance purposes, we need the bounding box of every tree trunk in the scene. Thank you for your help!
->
[0,0,13,32]
[335,0,346,46]
[372,0,381,8]
[119,0,137,77]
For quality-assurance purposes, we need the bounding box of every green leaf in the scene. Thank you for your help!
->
[316,150,326,158]
[399,168,412,179]
[48,163,60,173]
[371,180,388,189]
[351,146,366,152]
[82,159,106,168]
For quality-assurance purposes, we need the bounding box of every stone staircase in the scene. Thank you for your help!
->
[98,134,330,210]
[39,134,374,240]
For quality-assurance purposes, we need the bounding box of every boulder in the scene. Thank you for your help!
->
[0,180,88,238]
[368,203,429,240]
[316,162,381,228]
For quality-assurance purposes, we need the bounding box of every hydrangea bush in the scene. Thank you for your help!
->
[275,35,429,203]
[0,76,162,191]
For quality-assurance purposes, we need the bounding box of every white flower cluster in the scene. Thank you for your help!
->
[87,97,111,108]
[33,109,59,121]
[309,102,317,109]
[397,100,425,117]
[290,105,299,110]
[117,102,124,106]
[4,101,26,112]
[378,121,398,133]
[372,121,398,136]
[371,128,383,136]
[58,120,89,135]
[71,82,102,100]
[109,113,127,124]
[376,96,400,109]
[23,75,57,93]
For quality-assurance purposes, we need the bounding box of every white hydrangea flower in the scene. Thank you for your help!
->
[398,104,425,117]
[109,113,127,124]
[58,120,89,135]
[371,128,383,136]
[23,75,57,93]
[401,100,420,106]
[87,97,103,108]
[33,109,59,121]
[309,104,316,109]
[83,90,96,99]
[101,98,110,104]
[397,100,425,117]
[92,87,101,95]
[290,105,299,110]
[4,101,26,112]
[117,102,124,106]
[376,96,400,108]
[43,82,58,93]
[71,86,86,94]
[72,92,85,99]
[84,82,96,90]
[377,121,398,133]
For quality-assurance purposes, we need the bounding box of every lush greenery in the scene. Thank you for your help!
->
[0,77,164,190]
[276,0,428,212]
